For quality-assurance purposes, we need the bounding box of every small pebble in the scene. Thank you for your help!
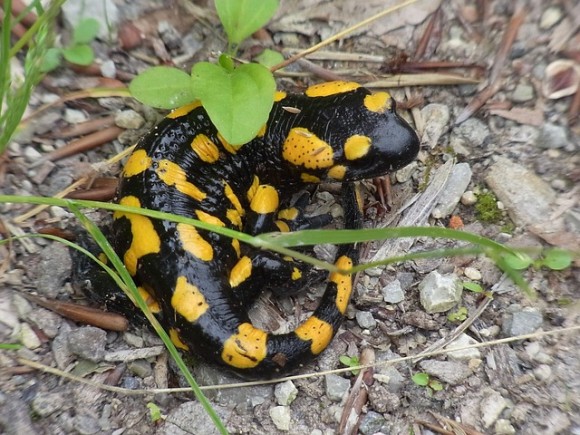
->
[495,418,516,435]
[24,146,42,163]
[115,110,145,130]
[274,380,298,406]
[533,364,552,381]
[511,83,535,103]
[17,323,42,349]
[463,267,482,281]
[356,311,376,330]
[325,374,350,402]
[461,190,477,205]
[419,271,463,313]
[382,279,405,304]
[100,59,116,78]
[269,406,291,431]
[540,6,563,29]
[64,108,87,124]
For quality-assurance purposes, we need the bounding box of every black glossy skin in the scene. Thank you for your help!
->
[112,83,420,378]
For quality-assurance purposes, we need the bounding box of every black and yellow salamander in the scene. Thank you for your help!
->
[111,81,419,378]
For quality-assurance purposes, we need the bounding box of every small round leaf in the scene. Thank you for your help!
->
[215,0,279,45]
[73,18,100,44]
[62,44,94,66]
[129,66,195,109]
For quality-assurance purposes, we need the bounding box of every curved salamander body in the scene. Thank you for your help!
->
[113,81,419,378]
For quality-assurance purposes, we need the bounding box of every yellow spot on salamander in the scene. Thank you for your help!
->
[364,91,392,113]
[169,328,189,351]
[256,124,267,138]
[344,135,372,160]
[226,209,243,228]
[275,220,290,232]
[195,210,225,227]
[191,134,220,163]
[250,185,279,214]
[283,127,334,169]
[305,81,360,97]
[218,132,238,154]
[221,323,267,369]
[278,207,299,221]
[156,159,207,202]
[177,223,213,261]
[137,286,161,313]
[114,196,161,276]
[246,175,260,202]
[331,255,353,314]
[224,182,244,215]
[295,316,333,355]
[166,101,202,119]
[229,256,252,287]
[301,173,321,183]
[123,149,152,177]
[327,165,346,180]
[291,267,302,281]
[231,239,241,257]
[274,91,287,102]
[172,275,209,322]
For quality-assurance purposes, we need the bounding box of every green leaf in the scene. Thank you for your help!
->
[502,252,533,270]
[62,44,94,66]
[190,62,275,146]
[255,49,284,68]
[412,373,430,386]
[541,249,573,271]
[147,402,163,422]
[129,66,195,109]
[463,281,483,293]
[429,380,444,391]
[215,0,279,45]
[73,18,100,44]
[41,47,63,72]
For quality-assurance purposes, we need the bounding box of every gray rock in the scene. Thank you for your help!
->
[31,391,64,417]
[420,104,450,149]
[480,389,508,428]
[374,363,406,393]
[274,380,298,406]
[269,406,291,431]
[511,83,535,102]
[115,109,145,129]
[432,163,473,218]
[419,271,463,313]
[495,419,516,434]
[449,118,490,149]
[419,360,471,385]
[161,401,229,435]
[536,123,569,149]
[502,308,543,336]
[382,279,405,304]
[61,0,119,39]
[533,364,552,381]
[67,326,107,362]
[16,322,41,349]
[355,311,376,329]
[358,411,386,435]
[325,374,350,402]
[446,333,481,360]
[36,243,72,298]
[0,393,36,435]
[485,157,557,227]
[73,413,101,435]
[127,359,153,378]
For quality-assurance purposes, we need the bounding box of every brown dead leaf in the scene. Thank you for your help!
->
[489,107,545,126]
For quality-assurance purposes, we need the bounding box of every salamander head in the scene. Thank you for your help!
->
[335,95,420,181]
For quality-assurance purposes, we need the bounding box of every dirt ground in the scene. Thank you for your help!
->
[1,0,579,434]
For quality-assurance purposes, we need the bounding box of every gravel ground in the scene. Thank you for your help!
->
[1,0,579,434]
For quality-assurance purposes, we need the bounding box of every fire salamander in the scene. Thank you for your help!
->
[111,81,419,378]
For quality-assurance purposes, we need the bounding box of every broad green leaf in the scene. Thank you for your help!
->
[41,47,63,72]
[463,281,483,293]
[73,18,100,44]
[541,249,573,270]
[502,252,533,270]
[129,66,195,109]
[255,48,284,68]
[190,62,275,146]
[412,373,430,386]
[215,0,279,45]
[62,44,94,66]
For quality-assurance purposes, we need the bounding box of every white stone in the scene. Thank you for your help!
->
[269,406,291,431]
